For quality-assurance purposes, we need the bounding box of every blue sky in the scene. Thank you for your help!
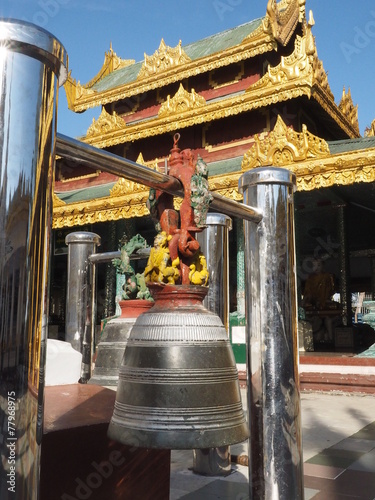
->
[2,0,375,139]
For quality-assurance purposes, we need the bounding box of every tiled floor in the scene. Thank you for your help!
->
[170,392,375,499]
[304,422,375,499]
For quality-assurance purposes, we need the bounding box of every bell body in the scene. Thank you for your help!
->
[89,300,153,387]
[108,285,249,449]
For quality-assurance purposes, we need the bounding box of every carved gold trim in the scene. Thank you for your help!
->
[52,190,151,229]
[86,107,126,137]
[137,39,191,80]
[290,152,375,191]
[68,36,277,113]
[241,115,330,170]
[81,14,357,146]
[339,87,359,137]
[64,45,135,110]
[158,84,206,118]
[82,85,310,147]
[52,143,375,228]
[240,116,375,191]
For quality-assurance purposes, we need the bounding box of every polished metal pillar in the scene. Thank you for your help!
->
[239,167,304,499]
[193,213,233,475]
[65,232,101,382]
[236,219,246,315]
[337,204,351,325]
[197,213,232,331]
[0,20,67,499]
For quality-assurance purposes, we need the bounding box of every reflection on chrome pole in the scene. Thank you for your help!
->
[0,20,67,499]
[239,168,304,500]
[193,213,233,476]
[65,232,101,383]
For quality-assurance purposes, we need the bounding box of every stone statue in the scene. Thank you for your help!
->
[112,234,152,300]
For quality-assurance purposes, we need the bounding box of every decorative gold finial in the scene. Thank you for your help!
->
[265,0,305,46]
[339,87,359,136]
[137,39,191,80]
[158,84,206,118]
[241,115,330,170]
[86,107,125,137]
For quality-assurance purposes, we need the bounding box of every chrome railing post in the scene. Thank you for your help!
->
[239,167,304,500]
[0,20,67,499]
[65,232,101,383]
[193,213,233,475]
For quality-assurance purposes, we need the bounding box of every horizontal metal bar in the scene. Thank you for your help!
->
[56,133,262,223]
[89,249,150,264]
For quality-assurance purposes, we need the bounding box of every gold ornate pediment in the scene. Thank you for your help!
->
[158,84,206,118]
[263,0,306,46]
[339,87,359,136]
[137,39,191,80]
[86,107,125,137]
[242,115,330,170]
[249,11,333,101]
[64,45,134,110]
[109,153,153,196]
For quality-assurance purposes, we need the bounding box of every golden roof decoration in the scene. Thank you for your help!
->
[339,87,359,136]
[249,11,333,100]
[241,115,330,170]
[137,39,191,80]
[264,0,306,46]
[64,72,95,110]
[86,107,125,137]
[158,84,206,118]
[365,119,375,137]
[64,45,135,110]
[109,153,156,197]
[52,192,66,208]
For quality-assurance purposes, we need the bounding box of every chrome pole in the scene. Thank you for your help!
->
[65,232,101,382]
[193,213,233,475]
[0,19,67,499]
[239,167,304,499]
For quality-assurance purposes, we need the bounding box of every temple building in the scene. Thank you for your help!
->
[52,0,375,359]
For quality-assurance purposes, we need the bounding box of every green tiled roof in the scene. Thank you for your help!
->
[208,156,243,176]
[57,183,116,203]
[328,136,375,155]
[92,18,263,93]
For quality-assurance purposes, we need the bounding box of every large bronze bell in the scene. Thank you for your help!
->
[107,284,249,449]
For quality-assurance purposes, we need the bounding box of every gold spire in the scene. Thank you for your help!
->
[339,87,359,136]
